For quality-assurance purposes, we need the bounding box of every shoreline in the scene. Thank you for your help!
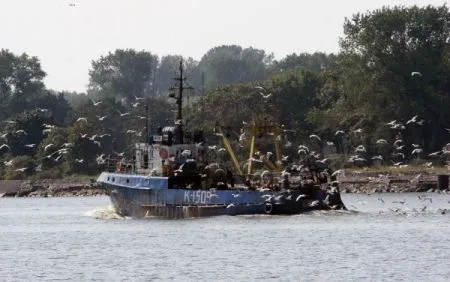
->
[0,179,106,198]
[0,172,448,198]
[337,171,448,194]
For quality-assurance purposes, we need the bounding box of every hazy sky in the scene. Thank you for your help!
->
[1,0,446,92]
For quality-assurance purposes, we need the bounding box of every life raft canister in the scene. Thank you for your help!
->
[159,147,169,159]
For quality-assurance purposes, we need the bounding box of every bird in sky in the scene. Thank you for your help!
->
[0,144,11,151]
[16,130,27,135]
[406,115,418,124]
[36,107,48,112]
[62,143,74,148]
[117,110,130,117]
[416,119,425,125]
[386,120,397,126]
[411,71,422,77]
[260,92,272,99]
[309,134,321,141]
[181,150,192,157]
[91,99,102,106]
[44,144,54,152]
[393,139,403,146]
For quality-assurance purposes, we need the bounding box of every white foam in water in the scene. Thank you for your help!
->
[84,205,125,220]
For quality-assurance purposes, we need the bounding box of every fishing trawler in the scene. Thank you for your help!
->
[96,61,346,219]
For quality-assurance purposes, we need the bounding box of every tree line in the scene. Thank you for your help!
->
[0,5,449,179]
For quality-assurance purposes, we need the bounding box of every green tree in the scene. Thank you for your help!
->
[0,49,46,119]
[272,52,337,73]
[270,70,322,138]
[199,45,273,89]
[3,110,54,157]
[88,49,159,100]
[311,5,450,152]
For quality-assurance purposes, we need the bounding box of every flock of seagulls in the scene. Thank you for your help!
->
[209,109,449,179]
[0,95,149,174]
[351,193,449,216]
[0,72,447,178]
[299,114,450,169]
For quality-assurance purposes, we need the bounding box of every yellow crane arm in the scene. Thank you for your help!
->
[247,123,256,176]
[261,156,279,172]
[219,129,244,176]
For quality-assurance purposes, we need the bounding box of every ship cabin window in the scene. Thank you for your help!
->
[143,153,149,169]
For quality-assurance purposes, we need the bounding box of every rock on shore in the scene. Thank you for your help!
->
[0,179,106,198]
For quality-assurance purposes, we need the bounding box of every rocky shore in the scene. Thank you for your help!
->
[337,171,449,194]
[0,172,448,198]
[0,179,106,198]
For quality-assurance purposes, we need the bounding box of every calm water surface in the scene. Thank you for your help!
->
[1,193,450,281]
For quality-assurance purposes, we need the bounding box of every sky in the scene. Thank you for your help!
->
[1,0,447,93]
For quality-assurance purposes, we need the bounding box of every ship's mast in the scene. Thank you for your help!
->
[169,59,193,144]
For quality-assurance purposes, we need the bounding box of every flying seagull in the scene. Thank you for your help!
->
[16,130,27,135]
[260,92,272,99]
[309,134,321,141]
[91,99,102,106]
[0,144,11,151]
[117,110,130,117]
[406,115,418,124]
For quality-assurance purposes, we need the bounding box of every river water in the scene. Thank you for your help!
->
[1,193,449,282]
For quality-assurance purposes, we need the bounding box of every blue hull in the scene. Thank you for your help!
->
[96,172,341,219]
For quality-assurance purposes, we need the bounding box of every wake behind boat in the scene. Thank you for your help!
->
[96,61,346,219]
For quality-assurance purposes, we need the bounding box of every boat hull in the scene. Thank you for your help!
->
[97,172,345,219]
